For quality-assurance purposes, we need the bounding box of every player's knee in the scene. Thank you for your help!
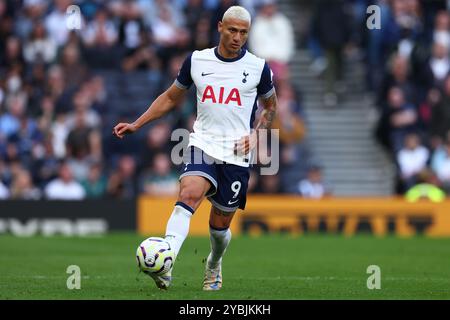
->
[178,187,204,209]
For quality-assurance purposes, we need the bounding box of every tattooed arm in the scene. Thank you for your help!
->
[256,92,278,130]
[235,92,278,155]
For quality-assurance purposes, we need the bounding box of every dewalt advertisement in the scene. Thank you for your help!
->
[138,196,450,237]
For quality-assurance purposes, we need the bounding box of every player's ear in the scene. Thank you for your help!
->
[218,20,223,33]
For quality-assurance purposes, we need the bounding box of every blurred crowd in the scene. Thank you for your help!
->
[306,0,450,197]
[371,0,450,196]
[369,0,450,196]
[0,0,311,200]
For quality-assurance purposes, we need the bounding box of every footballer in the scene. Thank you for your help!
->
[113,6,277,291]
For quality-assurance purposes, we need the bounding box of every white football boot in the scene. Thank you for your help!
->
[202,254,222,291]
[146,269,172,290]
[145,236,174,290]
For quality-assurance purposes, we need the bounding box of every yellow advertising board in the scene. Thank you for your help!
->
[138,196,450,237]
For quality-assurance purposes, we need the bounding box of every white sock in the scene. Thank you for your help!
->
[208,227,232,268]
[165,202,194,258]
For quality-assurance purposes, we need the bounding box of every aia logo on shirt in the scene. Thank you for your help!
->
[201,85,242,106]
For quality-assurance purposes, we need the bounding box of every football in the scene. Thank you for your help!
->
[136,237,174,275]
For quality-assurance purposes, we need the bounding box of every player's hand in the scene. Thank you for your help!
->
[235,131,257,155]
[112,122,138,139]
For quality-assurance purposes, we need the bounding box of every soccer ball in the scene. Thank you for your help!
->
[136,237,174,275]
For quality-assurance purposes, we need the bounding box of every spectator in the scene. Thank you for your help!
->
[51,112,70,159]
[378,54,415,109]
[420,41,450,90]
[23,20,57,65]
[417,87,441,137]
[249,0,295,81]
[0,180,9,199]
[151,2,190,65]
[107,155,137,199]
[31,138,59,187]
[27,62,48,116]
[9,108,43,166]
[3,65,25,98]
[83,6,118,48]
[44,162,86,200]
[297,166,331,199]
[271,82,306,166]
[85,75,108,115]
[66,110,95,160]
[139,122,172,170]
[115,0,146,55]
[45,65,69,113]
[10,168,41,199]
[431,139,450,193]
[13,0,48,40]
[397,133,429,190]
[386,86,419,153]
[432,10,450,49]
[36,95,56,134]
[82,6,120,68]
[405,169,446,202]
[81,163,107,198]
[60,43,88,90]
[0,94,26,139]
[137,0,186,30]
[121,38,161,72]
[65,112,101,181]
[383,0,423,60]
[0,36,24,68]
[66,90,101,131]
[140,153,178,196]
[45,0,73,47]
[3,140,20,163]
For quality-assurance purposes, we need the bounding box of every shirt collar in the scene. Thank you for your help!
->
[214,46,246,62]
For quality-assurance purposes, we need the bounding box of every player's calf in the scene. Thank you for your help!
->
[203,211,233,291]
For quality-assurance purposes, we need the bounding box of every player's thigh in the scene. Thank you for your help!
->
[209,206,235,229]
[208,164,250,213]
[178,175,212,210]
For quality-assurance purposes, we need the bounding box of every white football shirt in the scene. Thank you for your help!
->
[175,47,275,167]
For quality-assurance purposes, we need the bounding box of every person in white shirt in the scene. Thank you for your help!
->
[45,0,75,47]
[397,133,429,190]
[0,181,9,199]
[433,11,450,50]
[44,162,86,200]
[23,21,57,64]
[298,166,331,199]
[429,41,450,83]
[113,6,277,291]
[248,0,295,79]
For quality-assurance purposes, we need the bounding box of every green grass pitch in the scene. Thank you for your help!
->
[0,233,449,300]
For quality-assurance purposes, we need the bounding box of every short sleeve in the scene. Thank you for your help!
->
[174,53,193,89]
[257,62,275,99]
